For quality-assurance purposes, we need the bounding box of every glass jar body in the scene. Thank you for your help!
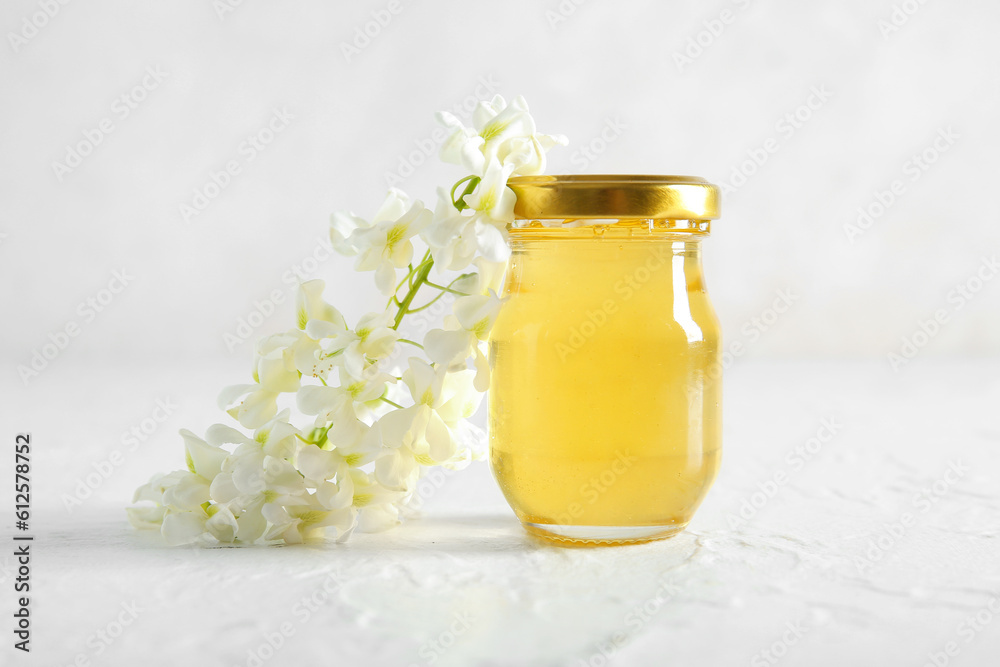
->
[488,220,722,545]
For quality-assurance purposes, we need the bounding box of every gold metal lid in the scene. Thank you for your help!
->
[508,175,721,220]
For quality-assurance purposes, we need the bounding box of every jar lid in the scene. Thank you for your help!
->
[508,175,720,220]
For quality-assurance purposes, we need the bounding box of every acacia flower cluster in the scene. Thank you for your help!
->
[128,95,566,545]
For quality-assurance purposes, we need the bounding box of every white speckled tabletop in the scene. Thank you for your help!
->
[7,359,999,666]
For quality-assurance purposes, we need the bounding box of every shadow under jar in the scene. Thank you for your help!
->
[489,175,723,546]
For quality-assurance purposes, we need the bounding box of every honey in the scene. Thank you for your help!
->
[489,176,723,545]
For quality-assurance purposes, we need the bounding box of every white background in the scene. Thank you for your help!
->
[2,2,1000,666]
[2,0,999,367]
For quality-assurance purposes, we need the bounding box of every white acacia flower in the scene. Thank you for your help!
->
[219,332,302,429]
[297,364,395,429]
[424,292,501,391]
[308,310,398,378]
[171,414,308,544]
[127,464,244,546]
[436,369,484,436]
[226,410,301,457]
[131,94,566,547]
[296,444,348,486]
[314,476,355,513]
[348,469,403,533]
[158,502,243,546]
[448,257,507,296]
[330,188,412,256]
[439,95,567,176]
[210,414,302,496]
[454,291,502,341]
[498,132,568,175]
[438,114,485,175]
[295,405,383,474]
[261,468,402,542]
[284,281,355,385]
[374,364,483,490]
[374,446,420,492]
[297,279,345,331]
[454,160,515,264]
[127,470,188,529]
[170,429,228,506]
[376,359,460,466]
[262,497,357,544]
[424,190,480,271]
[351,201,432,294]
[322,400,382,458]
[424,160,515,267]
[164,503,240,545]
[161,507,211,546]
[294,280,346,381]
[213,455,309,544]
[149,429,230,545]
[463,158,516,224]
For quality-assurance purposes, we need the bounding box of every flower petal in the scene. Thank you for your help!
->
[161,510,207,546]
[297,445,340,483]
[180,429,227,479]
[205,506,238,543]
[375,449,419,491]
[425,410,457,463]
[374,261,397,296]
[297,384,343,417]
[424,328,473,366]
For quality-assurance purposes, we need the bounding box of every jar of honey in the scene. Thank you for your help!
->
[489,175,723,545]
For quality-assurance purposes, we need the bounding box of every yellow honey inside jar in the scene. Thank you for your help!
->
[489,176,722,545]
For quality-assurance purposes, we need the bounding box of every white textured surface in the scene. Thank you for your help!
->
[6,359,1000,666]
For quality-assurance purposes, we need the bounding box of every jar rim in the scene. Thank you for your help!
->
[508,174,721,221]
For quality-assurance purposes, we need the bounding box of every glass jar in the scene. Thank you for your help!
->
[489,175,723,545]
